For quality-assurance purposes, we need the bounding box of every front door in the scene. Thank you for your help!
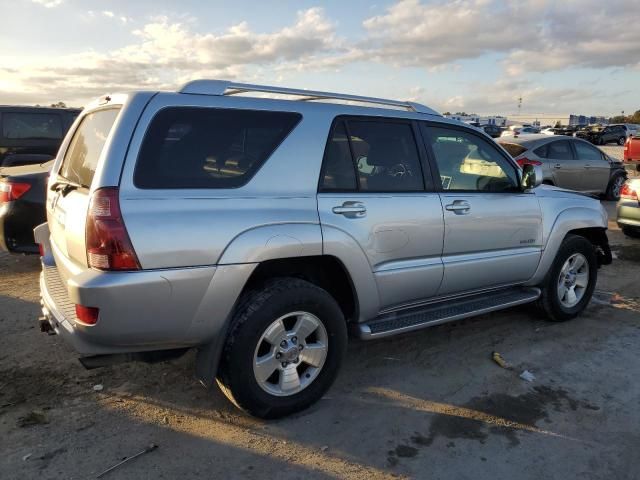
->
[421,124,543,296]
[545,139,583,190]
[572,139,611,193]
[317,118,444,310]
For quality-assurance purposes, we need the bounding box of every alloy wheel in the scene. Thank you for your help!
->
[253,311,328,396]
[557,253,589,308]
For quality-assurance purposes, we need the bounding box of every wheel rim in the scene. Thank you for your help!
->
[557,253,589,308]
[612,177,624,198]
[253,311,328,397]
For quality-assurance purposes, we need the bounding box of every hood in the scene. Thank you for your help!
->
[534,183,600,200]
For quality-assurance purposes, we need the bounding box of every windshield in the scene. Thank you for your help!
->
[58,108,120,187]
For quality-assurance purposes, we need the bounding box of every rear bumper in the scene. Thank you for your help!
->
[39,254,256,357]
[0,201,42,253]
[617,202,640,228]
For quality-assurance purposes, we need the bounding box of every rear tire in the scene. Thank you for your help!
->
[217,277,347,419]
[606,174,625,201]
[538,235,597,322]
[618,136,626,146]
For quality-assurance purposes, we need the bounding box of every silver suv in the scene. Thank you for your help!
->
[36,80,612,418]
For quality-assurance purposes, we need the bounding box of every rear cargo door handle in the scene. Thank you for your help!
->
[554,163,561,169]
[332,202,366,218]
[445,200,471,214]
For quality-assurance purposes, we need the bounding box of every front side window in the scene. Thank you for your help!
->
[2,112,62,140]
[319,118,424,192]
[59,108,120,187]
[426,126,519,192]
[574,141,604,161]
[547,141,574,160]
[135,107,301,189]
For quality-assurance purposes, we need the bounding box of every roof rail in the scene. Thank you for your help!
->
[179,79,440,115]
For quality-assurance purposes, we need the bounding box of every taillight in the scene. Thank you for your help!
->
[620,183,638,201]
[75,304,100,325]
[85,187,140,271]
[516,157,542,167]
[38,243,45,257]
[0,181,31,203]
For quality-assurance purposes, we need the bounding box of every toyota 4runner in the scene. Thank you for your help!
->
[35,80,612,418]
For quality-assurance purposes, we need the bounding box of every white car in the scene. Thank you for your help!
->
[500,126,539,137]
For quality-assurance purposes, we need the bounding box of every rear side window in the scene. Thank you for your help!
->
[134,107,301,189]
[59,108,120,187]
[499,142,527,158]
[319,118,424,192]
[2,112,62,140]
[547,140,574,160]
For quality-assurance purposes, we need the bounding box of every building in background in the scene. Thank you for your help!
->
[569,114,608,126]
[443,114,507,126]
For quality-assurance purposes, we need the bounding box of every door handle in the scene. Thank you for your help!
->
[332,202,366,217]
[445,200,471,214]
[554,163,561,169]
[584,164,591,169]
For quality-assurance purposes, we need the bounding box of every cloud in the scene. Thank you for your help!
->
[32,0,63,7]
[0,8,343,106]
[361,0,640,73]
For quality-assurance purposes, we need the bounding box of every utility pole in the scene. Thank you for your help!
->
[517,96,522,121]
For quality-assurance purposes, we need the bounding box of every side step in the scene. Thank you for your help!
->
[356,287,541,339]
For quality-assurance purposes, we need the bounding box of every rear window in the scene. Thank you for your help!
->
[2,112,62,140]
[499,142,527,157]
[58,108,120,187]
[134,107,301,189]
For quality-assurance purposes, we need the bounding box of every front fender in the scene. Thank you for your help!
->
[526,205,608,285]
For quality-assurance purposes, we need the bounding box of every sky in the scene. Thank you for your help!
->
[1,0,639,121]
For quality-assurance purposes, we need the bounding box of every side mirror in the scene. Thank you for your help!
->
[521,164,543,190]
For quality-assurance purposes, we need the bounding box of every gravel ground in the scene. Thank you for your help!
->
[1,202,639,480]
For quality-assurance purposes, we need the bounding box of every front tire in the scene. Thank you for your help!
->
[606,174,625,200]
[622,225,640,238]
[217,278,347,419]
[538,235,597,321]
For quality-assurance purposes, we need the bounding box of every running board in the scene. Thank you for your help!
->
[355,287,541,339]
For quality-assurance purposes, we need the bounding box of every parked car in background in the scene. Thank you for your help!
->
[541,127,556,135]
[498,134,626,199]
[36,80,611,419]
[0,106,80,167]
[617,179,640,237]
[0,160,51,253]
[623,134,640,171]
[500,126,539,137]
[482,124,504,138]
[609,123,639,139]
[575,125,627,145]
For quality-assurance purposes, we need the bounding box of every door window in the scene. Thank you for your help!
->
[319,119,424,192]
[547,140,574,160]
[426,126,519,192]
[573,141,604,161]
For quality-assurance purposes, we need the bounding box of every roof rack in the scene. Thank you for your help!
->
[179,80,440,115]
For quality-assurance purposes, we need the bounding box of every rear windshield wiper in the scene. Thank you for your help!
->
[50,177,84,196]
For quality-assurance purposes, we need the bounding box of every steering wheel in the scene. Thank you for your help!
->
[388,163,411,177]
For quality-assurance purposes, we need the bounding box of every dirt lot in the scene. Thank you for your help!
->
[1,200,639,480]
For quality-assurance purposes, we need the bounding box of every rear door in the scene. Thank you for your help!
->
[421,123,542,296]
[546,140,583,190]
[572,139,611,193]
[317,117,444,310]
[48,108,121,267]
